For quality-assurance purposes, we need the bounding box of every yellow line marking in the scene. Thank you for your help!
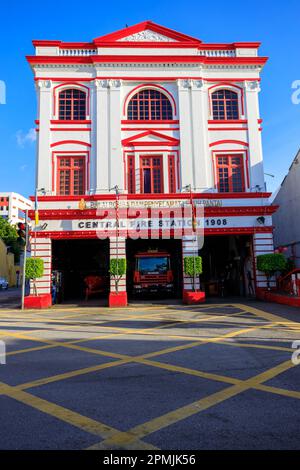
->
[237,304,300,330]
[88,358,297,450]
[1,302,299,450]
[16,358,130,391]
[1,310,247,359]
[0,381,157,450]
[0,312,263,365]
[215,339,293,353]
[256,383,300,400]
[13,319,276,392]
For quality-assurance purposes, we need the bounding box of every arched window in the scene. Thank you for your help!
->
[211,89,239,120]
[58,88,87,120]
[127,89,173,120]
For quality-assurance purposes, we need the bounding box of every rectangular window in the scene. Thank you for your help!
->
[140,156,163,194]
[57,156,85,195]
[127,155,136,194]
[216,154,245,192]
[168,155,176,193]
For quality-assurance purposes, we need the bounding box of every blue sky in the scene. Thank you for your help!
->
[0,0,299,198]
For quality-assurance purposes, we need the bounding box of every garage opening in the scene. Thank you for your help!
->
[52,239,109,303]
[126,239,183,300]
[199,235,254,297]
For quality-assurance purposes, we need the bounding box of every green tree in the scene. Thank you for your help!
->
[257,253,287,290]
[0,217,17,244]
[25,258,44,296]
[184,256,203,292]
[109,258,126,294]
[0,218,22,263]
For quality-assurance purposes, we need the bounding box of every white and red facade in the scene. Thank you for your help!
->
[27,21,277,303]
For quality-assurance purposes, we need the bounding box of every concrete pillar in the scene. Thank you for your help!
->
[109,236,126,293]
[182,235,200,292]
[29,237,52,296]
[253,232,276,290]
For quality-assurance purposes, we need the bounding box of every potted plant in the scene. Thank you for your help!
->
[183,256,205,304]
[108,258,127,307]
[257,253,287,291]
[24,257,52,309]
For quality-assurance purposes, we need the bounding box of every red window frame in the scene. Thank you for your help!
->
[57,155,86,196]
[211,89,239,120]
[58,88,87,121]
[168,155,176,193]
[0,197,9,207]
[140,155,164,194]
[215,154,245,193]
[127,89,173,121]
[127,155,136,194]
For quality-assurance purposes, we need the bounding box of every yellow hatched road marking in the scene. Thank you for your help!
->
[87,358,297,450]
[0,302,299,450]
[0,381,157,450]
[13,320,277,392]
[236,304,300,331]
[1,310,247,359]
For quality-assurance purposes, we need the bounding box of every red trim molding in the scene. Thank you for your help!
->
[34,226,274,240]
[28,205,278,221]
[210,140,249,148]
[30,192,272,202]
[27,55,268,66]
[50,140,91,148]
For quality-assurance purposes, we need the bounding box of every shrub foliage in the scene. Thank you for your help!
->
[256,253,287,277]
[183,256,203,292]
[109,258,127,294]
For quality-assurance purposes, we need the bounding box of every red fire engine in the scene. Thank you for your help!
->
[133,250,174,296]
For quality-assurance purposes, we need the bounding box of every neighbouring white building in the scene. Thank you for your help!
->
[26,21,277,306]
[0,192,32,225]
[273,149,300,268]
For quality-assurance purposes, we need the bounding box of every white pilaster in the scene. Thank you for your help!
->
[177,79,194,189]
[245,81,265,190]
[89,83,97,193]
[190,80,210,190]
[95,79,110,193]
[109,80,123,189]
[36,81,52,192]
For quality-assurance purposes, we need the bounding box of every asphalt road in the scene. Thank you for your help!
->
[0,300,299,450]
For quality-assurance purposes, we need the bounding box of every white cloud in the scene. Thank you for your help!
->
[16,128,36,148]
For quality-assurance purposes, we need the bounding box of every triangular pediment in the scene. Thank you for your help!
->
[119,30,176,43]
[122,130,180,147]
[94,21,201,45]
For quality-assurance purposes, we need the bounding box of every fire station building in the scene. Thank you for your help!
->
[26,21,277,306]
